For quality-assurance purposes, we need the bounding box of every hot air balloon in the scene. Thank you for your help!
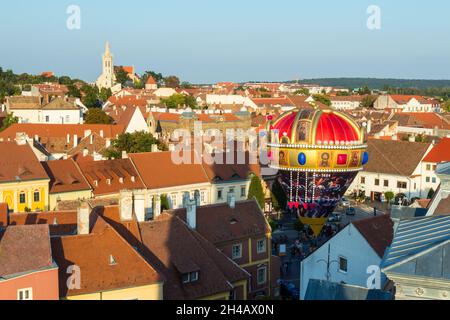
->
[267,108,369,236]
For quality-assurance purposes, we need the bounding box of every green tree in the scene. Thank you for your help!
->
[384,191,395,204]
[161,93,197,109]
[85,108,113,124]
[115,68,130,86]
[247,175,265,209]
[443,100,450,112]
[142,71,164,86]
[360,95,377,109]
[164,75,180,88]
[99,88,112,102]
[294,88,310,95]
[0,113,19,131]
[312,94,331,106]
[81,85,101,108]
[67,84,81,98]
[271,180,287,212]
[102,131,165,159]
[358,85,371,95]
[160,194,170,211]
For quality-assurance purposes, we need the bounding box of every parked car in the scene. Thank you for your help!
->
[340,197,350,207]
[346,207,356,216]
[328,213,341,223]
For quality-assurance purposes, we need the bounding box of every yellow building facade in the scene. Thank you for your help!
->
[0,179,50,213]
[66,283,164,301]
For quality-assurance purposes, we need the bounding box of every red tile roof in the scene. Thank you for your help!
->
[129,152,210,189]
[75,158,145,196]
[0,141,49,183]
[423,138,450,163]
[9,210,78,236]
[41,159,91,194]
[0,224,54,278]
[171,200,270,244]
[0,124,125,141]
[138,213,249,300]
[51,215,162,297]
[352,214,394,258]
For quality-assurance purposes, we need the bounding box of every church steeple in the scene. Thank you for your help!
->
[96,41,116,89]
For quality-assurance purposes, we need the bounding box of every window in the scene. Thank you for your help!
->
[360,176,366,184]
[375,179,380,186]
[217,189,223,201]
[257,239,267,254]
[19,193,26,204]
[229,187,235,195]
[17,288,33,300]
[426,177,430,183]
[190,271,199,282]
[33,191,40,202]
[170,194,178,208]
[201,191,206,203]
[65,115,70,123]
[182,272,199,284]
[109,255,117,265]
[232,244,242,260]
[241,186,246,198]
[426,164,431,171]
[339,257,348,273]
[384,180,389,187]
[397,181,407,189]
[432,177,437,183]
[257,267,267,285]
[433,165,437,171]
[45,116,50,122]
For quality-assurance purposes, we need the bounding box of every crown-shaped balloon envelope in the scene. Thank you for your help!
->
[267,108,369,236]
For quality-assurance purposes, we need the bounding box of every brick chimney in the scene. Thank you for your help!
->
[154,195,162,219]
[134,190,146,222]
[227,193,236,209]
[186,197,197,230]
[77,201,91,235]
[119,190,134,221]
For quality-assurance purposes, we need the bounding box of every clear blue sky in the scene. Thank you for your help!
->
[1,0,449,83]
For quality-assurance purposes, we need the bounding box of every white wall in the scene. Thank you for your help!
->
[300,224,383,300]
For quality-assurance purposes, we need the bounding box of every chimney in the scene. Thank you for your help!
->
[0,203,9,227]
[154,195,162,219]
[186,198,197,230]
[90,134,94,145]
[134,190,146,222]
[84,130,91,138]
[194,190,201,206]
[151,144,159,153]
[409,135,415,142]
[367,120,372,134]
[77,201,91,235]
[100,130,104,138]
[227,193,236,209]
[122,150,128,159]
[119,190,133,221]
[15,132,27,145]
[182,192,190,208]
[34,134,39,142]
[66,134,70,144]
[73,134,78,147]
[83,148,89,157]
[106,138,111,148]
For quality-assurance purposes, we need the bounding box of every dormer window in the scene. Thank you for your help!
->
[109,255,117,266]
[182,271,199,284]
[106,179,111,185]
[131,176,136,183]
[119,177,124,184]
[94,180,98,187]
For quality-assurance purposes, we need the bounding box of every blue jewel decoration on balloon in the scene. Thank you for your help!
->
[362,152,369,165]
[298,153,307,166]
